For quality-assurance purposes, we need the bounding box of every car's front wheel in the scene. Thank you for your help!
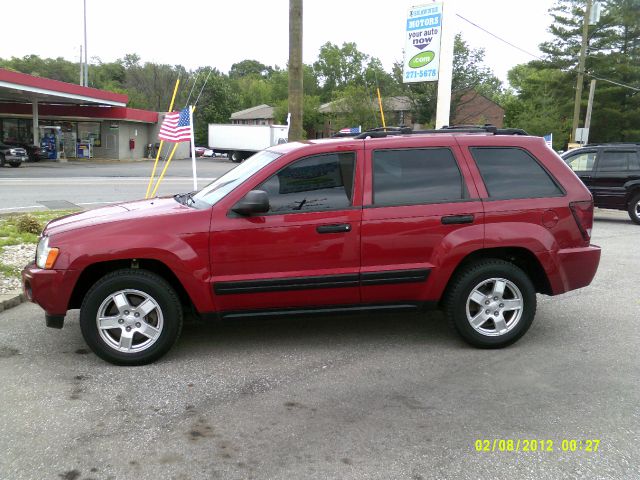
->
[80,269,183,365]
[9,162,21,168]
[444,259,536,348]
[627,192,640,225]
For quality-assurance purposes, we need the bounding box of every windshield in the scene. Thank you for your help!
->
[192,150,282,206]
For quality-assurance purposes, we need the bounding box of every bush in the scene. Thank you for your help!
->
[15,215,42,235]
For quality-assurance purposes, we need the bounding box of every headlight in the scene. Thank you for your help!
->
[36,236,60,269]
[9,149,17,155]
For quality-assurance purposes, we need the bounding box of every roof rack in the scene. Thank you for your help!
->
[583,142,640,147]
[352,124,529,139]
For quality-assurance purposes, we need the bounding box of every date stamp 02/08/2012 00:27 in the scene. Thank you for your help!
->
[474,439,601,453]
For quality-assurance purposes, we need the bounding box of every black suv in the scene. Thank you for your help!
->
[562,144,640,224]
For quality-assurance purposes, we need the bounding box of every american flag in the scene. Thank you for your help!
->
[339,126,361,134]
[159,107,192,142]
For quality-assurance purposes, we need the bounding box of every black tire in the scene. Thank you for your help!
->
[80,269,183,365]
[9,162,21,168]
[627,192,640,225]
[0,154,5,167]
[230,151,243,163]
[444,259,536,348]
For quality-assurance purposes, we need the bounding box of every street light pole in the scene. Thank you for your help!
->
[83,0,88,87]
[570,0,592,143]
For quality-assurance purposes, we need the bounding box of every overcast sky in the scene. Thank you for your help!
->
[1,0,557,86]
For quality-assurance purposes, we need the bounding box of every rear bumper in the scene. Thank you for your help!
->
[547,244,601,295]
[22,263,79,322]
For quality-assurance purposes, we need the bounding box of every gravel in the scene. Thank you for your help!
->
[0,243,35,295]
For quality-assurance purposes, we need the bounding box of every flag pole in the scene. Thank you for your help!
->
[150,143,179,198]
[376,87,386,128]
[189,105,197,191]
[146,78,180,198]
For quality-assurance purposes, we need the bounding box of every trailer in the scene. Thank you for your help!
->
[208,124,289,162]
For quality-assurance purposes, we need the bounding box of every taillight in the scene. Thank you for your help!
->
[570,200,594,242]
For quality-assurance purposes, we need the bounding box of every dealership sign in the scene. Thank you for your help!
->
[403,3,443,83]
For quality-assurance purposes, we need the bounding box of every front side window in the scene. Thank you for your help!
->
[257,152,356,214]
[471,147,563,200]
[193,150,282,206]
[566,151,596,172]
[372,148,464,207]
[598,150,634,171]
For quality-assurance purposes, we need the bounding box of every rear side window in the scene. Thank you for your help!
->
[566,151,596,172]
[372,148,465,206]
[257,152,355,214]
[598,150,635,171]
[470,147,563,199]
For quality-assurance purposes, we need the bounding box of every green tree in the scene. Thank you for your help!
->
[190,69,240,145]
[504,64,574,149]
[229,59,273,79]
[313,42,370,100]
[509,0,640,144]
[0,55,77,83]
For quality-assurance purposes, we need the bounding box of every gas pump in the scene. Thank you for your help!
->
[38,126,62,160]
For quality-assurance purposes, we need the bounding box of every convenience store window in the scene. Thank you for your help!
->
[78,122,102,147]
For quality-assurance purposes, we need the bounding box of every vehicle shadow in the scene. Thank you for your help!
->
[172,310,456,358]
[594,216,634,225]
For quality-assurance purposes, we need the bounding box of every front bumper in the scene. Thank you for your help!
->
[4,154,27,163]
[22,263,79,327]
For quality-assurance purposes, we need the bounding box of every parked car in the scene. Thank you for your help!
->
[23,126,601,365]
[3,141,48,161]
[194,146,206,157]
[561,143,640,224]
[0,142,28,167]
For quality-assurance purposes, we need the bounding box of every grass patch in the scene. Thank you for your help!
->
[0,210,77,247]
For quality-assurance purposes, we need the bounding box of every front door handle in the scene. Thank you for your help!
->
[316,223,352,234]
[441,214,474,225]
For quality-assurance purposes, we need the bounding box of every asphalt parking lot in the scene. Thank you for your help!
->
[0,209,638,480]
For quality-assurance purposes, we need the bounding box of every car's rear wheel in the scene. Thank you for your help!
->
[9,162,21,168]
[80,269,183,365]
[444,259,536,348]
[0,154,5,167]
[627,192,640,225]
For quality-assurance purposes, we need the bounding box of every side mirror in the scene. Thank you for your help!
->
[232,190,270,216]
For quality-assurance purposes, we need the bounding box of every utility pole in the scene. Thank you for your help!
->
[570,0,592,143]
[288,0,303,141]
[83,0,88,87]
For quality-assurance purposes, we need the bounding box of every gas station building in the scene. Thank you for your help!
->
[0,68,160,160]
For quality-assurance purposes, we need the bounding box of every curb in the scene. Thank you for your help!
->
[0,291,26,313]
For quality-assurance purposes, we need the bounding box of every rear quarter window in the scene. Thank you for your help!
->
[470,147,563,200]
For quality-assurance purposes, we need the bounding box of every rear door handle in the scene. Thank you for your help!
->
[316,223,352,234]
[441,214,474,225]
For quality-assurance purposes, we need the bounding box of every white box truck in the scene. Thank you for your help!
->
[208,124,289,162]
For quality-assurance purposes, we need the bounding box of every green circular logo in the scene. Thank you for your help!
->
[409,51,435,68]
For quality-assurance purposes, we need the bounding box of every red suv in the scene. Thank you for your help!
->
[22,128,601,365]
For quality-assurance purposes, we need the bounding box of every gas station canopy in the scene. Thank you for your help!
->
[0,68,127,106]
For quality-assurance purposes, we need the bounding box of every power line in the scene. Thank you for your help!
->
[456,13,640,92]
[456,13,544,61]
